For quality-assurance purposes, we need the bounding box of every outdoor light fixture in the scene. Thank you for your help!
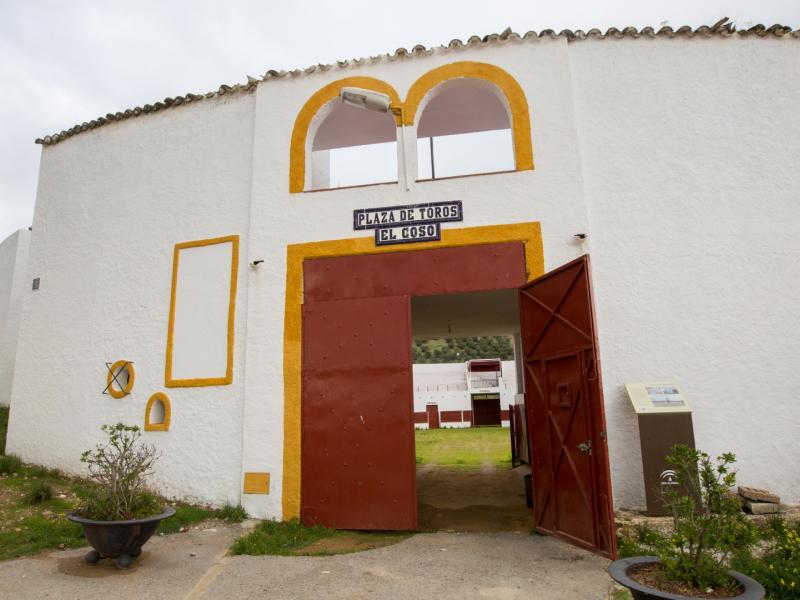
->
[340,87,393,113]
[339,87,409,190]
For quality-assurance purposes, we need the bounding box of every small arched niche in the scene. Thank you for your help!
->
[145,392,171,432]
[309,100,398,190]
[415,78,515,180]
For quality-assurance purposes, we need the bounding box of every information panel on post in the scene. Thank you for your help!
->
[625,382,691,414]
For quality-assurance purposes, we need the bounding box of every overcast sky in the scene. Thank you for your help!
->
[1,0,798,241]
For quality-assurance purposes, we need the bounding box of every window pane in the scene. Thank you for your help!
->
[424,129,514,179]
[328,141,398,188]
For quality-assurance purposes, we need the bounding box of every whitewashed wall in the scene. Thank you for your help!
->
[8,34,800,519]
[0,229,30,406]
[6,93,256,507]
[243,38,591,518]
[570,36,800,508]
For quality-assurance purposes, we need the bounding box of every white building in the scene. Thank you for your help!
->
[0,229,30,407]
[413,360,517,428]
[5,20,799,557]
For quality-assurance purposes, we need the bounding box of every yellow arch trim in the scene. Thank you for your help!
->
[144,392,171,432]
[165,235,239,387]
[289,77,402,193]
[281,222,544,519]
[107,360,135,399]
[404,61,534,172]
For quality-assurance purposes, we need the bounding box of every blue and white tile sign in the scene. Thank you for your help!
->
[353,201,463,246]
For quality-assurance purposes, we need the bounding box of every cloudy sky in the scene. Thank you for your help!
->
[1,0,798,241]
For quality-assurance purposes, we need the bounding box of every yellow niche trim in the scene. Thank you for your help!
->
[404,61,534,172]
[281,222,544,519]
[107,360,135,399]
[243,472,270,495]
[144,392,171,432]
[289,76,402,193]
[165,235,240,388]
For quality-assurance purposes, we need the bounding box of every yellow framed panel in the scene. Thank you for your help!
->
[165,235,240,387]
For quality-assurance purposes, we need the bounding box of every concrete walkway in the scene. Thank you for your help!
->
[0,524,616,600]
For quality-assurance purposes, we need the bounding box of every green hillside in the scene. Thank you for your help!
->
[412,336,514,364]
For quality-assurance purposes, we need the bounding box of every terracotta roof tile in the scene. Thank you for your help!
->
[35,18,799,146]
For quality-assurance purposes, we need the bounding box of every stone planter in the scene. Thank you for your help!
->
[68,506,175,569]
[608,556,765,600]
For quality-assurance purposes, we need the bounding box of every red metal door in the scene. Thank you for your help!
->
[518,255,616,558]
[301,295,417,530]
[426,404,440,429]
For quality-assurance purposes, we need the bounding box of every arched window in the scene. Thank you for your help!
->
[309,99,398,190]
[415,78,514,180]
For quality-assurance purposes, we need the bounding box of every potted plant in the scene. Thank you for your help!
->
[68,423,174,569]
[608,445,765,599]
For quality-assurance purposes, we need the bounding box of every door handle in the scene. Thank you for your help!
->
[576,440,592,455]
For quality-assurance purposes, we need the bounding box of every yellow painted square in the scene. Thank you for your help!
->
[243,472,270,494]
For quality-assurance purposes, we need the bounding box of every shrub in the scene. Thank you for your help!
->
[656,446,756,589]
[617,446,757,590]
[733,521,800,599]
[0,453,23,475]
[77,423,161,520]
[24,480,53,505]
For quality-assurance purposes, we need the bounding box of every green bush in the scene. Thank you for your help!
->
[733,521,800,599]
[617,446,757,591]
[656,446,756,589]
[23,480,53,505]
[77,423,162,520]
[0,453,23,475]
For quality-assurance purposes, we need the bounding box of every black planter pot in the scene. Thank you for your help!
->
[608,557,764,600]
[68,506,175,569]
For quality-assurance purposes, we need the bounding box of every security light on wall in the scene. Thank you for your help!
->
[339,87,409,190]
[340,87,393,113]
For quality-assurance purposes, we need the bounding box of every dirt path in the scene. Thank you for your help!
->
[417,463,533,532]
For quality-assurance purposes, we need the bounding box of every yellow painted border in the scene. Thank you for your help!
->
[144,392,171,432]
[107,360,135,399]
[289,77,402,193]
[281,222,543,519]
[288,62,534,193]
[165,235,239,387]
[404,61,534,173]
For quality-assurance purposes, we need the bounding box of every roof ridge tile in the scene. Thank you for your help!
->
[34,17,800,146]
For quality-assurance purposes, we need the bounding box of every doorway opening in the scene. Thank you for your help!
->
[410,289,532,532]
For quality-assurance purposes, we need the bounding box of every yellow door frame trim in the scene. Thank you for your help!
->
[165,234,240,388]
[281,221,543,519]
[289,76,402,193]
[288,62,534,194]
